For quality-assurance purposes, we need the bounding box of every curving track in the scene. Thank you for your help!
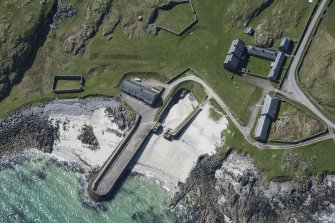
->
[166,76,335,150]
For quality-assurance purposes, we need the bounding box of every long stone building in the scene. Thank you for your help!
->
[255,94,281,143]
[261,94,281,120]
[268,52,285,81]
[255,115,272,143]
[121,79,160,106]
[247,45,278,61]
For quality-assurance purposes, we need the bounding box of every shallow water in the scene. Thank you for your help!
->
[0,153,175,222]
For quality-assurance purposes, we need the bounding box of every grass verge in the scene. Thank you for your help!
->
[219,121,335,183]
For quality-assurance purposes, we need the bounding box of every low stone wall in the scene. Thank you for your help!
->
[157,16,198,36]
[148,0,198,36]
[166,68,191,84]
[269,129,328,145]
[52,75,84,94]
[269,94,329,145]
[243,71,268,80]
[169,106,202,139]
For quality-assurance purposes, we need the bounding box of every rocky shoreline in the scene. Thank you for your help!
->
[1,97,335,222]
[0,105,58,156]
[0,97,133,157]
[170,150,335,223]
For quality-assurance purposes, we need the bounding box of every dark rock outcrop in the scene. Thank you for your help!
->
[78,124,100,151]
[63,0,112,55]
[50,0,78,30]
[0,0,57,101]
[227,0,274,28]
[0,108,58,156]
[53,1,78,22]
[171,151,335,223]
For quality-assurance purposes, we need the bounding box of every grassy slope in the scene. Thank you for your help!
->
[0,0,313,124]
[220,121,335,182]
[248,0,314,47]
[156,2,195,32]
[209,98,224,121]
[298,1,335,120]
[270,101,325,142]
[0,0,261,125]
[246,56,271,77]
[0,0,54,95]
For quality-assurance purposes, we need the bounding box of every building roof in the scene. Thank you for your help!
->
[255,115,271,143]
[261,94,280,121]
[244,27,254,35]
[121,79,160,106]
[247,46,278,61]
[268,52,285,81]
[279,37,292,53]
[228,43,243,58]
[231,39,245,52]
[224,54,240,70]
[224,39,245,72]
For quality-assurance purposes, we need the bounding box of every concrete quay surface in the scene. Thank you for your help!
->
[89,121,154,201]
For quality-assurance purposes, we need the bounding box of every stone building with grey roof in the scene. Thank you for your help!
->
[255,115,272,143]
[247,45,278,61]
[224,39,246,72]
[261,94,281,121]
[255,94,281,143]
[268,52,285,81]
[279,37,293,54]
[121,79,160,106]
[244,27,254,36]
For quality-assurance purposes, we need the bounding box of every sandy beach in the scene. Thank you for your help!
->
[134,99,228,192]
[47,97,228,193]
[51,108,127,169]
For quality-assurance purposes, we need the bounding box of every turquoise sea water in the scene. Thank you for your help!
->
[0,153,175,222]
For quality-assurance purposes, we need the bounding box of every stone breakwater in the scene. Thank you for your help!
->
[170,150,335,223]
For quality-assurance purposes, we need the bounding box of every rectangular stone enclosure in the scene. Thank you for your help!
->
[52,75,84,94]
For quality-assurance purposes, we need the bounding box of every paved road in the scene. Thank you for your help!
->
[168,75,335,150]
[164,0,335,149]
[281,0,335,130]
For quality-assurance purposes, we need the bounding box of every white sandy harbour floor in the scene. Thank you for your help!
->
[50,97,228,193]
[134,100,228,192]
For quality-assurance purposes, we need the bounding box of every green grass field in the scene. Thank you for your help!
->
[245,56,271,77]
[248,0,314,48]
[156,2,195,33]
[220,121,335,182]
[0,0,254,123]
[298,1,335,120]
[209,98,225,121]
[55,79,82,91]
